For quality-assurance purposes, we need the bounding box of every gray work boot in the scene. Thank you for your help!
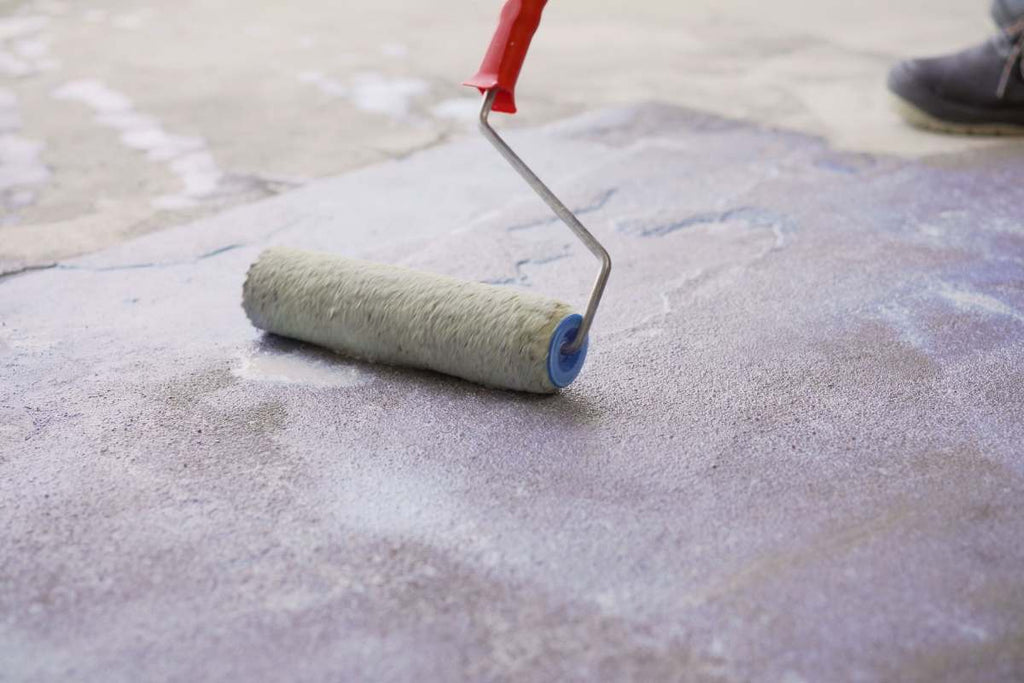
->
[887,21,1024,134]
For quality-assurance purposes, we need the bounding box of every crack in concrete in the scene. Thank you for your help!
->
[615,204,797,338]
[505,188,618,232]
[33,215,307,276]
[370,130,452,163]
[617,206,795,239]
[53,243,246,273]
[0,261,57,282]
[482,246,573,287]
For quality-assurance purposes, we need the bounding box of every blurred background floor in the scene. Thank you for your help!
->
[0,0,1001,270]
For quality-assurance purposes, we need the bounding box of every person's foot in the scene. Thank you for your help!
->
[887,21,1024,135]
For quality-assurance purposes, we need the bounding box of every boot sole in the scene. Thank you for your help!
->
[891,93,1024,136]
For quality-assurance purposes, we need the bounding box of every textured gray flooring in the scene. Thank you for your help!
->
[2,105,1023,681]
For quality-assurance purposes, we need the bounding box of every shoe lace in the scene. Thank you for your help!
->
[996,19,1024,99]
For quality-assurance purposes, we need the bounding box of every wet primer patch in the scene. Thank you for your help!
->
[234,344,370,389]
[298,70,429,120]
[0,88,49,218]
[0,15,57,76]
[430,97,480,123]
[52,79,223,209]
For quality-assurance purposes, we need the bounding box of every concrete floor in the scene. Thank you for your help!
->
[0,0,1006,272]
[3,103,1024,681]
[3,1,1024,681]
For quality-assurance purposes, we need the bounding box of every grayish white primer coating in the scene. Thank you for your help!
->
[3,105,1024,682]
[242,247,574,393]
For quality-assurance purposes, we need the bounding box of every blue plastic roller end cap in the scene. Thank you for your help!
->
[547,314,589,389]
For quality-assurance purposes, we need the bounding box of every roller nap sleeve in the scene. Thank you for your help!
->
[242,248,588,393]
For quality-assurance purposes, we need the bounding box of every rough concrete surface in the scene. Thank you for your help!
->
[2,104,1023,681]
[0,0,1004,271]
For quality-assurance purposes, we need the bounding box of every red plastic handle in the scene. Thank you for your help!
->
[463,0,548,115]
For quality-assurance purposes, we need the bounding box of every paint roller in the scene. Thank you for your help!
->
[242,0,611,393]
